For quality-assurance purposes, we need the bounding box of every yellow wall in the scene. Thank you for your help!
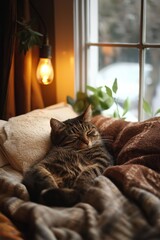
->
[54,0,75,103]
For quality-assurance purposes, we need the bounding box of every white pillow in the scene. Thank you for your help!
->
[1,103,77,173]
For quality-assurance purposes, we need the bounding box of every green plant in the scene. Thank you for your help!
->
[105,78,130,119]
[143,98,160,117]
[67,78,160,120]
[16,20,43,54]
[67,85,113,116]
[67,78,130,118]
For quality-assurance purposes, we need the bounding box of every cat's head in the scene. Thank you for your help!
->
[50,105,101,149]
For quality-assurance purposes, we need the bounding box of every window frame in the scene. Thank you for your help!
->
[74,0,160,121]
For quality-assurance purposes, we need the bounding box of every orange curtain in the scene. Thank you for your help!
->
[5,0,44,119]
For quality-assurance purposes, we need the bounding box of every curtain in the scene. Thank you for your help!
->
[0,0,48,120]
[7,0,44,119]
[0,0,17,119]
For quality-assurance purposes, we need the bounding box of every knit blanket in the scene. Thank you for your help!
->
[0,115,160,240]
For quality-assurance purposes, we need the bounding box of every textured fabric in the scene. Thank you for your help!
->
[0,115,160,239]
[92,115,160,168]
[0,120,8,167]
[0,212,23,240]
[0,103,77,172]
[0,171,160,240]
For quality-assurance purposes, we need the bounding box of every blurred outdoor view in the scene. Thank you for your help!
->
[88,0,160,121]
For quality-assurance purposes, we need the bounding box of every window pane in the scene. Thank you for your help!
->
[88,47,139,121]
[146,0,160,43]
[144,48,160,119]
[97,0,141,43]
[84,0,160,121]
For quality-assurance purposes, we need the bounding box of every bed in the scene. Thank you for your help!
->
[0,102,160,240]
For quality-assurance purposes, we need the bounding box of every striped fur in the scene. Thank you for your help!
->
[22,105,113,207]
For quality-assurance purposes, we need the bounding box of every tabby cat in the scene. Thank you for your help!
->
[22,105,113,207]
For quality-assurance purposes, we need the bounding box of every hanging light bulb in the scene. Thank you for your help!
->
[36,36,54,85]
[36,58,54,85]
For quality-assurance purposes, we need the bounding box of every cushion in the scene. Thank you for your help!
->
[0,103,77,173]
[0,120,9,167]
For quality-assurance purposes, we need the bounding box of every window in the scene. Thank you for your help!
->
[74,0,160,121]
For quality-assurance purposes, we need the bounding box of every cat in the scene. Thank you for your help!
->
[22,105,113,207]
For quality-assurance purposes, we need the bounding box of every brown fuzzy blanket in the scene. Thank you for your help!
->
[0,115,160,240]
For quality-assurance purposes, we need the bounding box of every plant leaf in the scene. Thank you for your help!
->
[76,91,87,100]
[73,100,86,113]
[143,98,152,115]
[66,96,75,106]
[97,87,104,98]
[154,108,160,116]
[122,98,130,116]
[87,85,97,93]
[105,86,113,98]
[112,78,118,94]
[88,95,100,107]
[99,100,110,110]
[16,20,43,54]
[113,110,118,118]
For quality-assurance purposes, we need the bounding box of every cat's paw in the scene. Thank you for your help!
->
[40,188,81,207]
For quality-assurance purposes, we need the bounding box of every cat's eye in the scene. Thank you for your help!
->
[87,130,98,137]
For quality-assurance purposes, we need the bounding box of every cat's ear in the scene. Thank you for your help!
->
[81,105,92,122]
[50,118,65,130]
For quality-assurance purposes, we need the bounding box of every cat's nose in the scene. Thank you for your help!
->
[83,138,89,145]
[80,136,89,146]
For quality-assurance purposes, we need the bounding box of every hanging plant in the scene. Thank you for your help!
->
[16,20,43,54]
